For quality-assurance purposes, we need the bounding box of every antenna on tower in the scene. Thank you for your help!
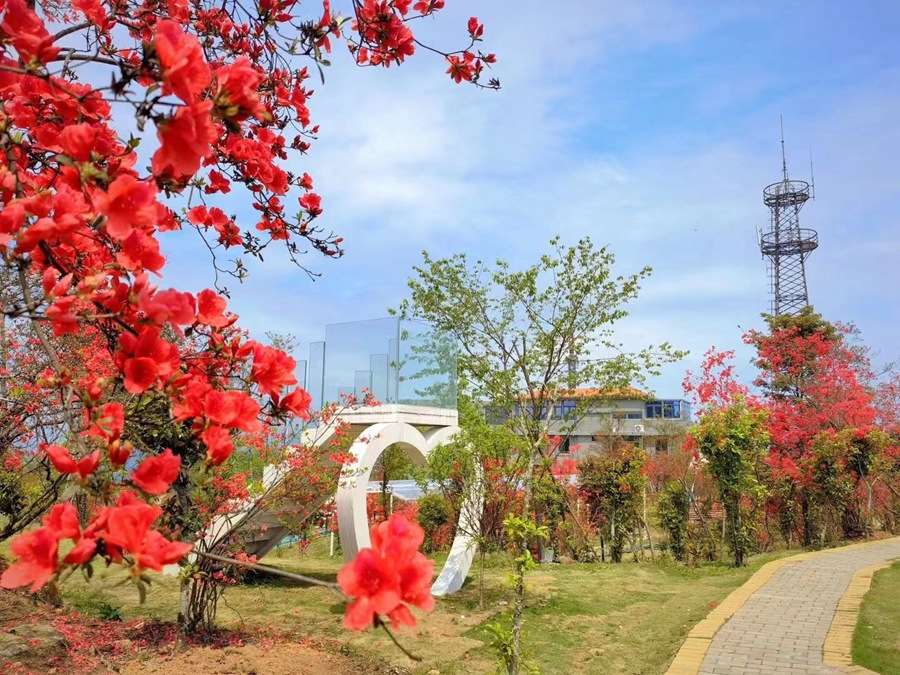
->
[780,115,788,182]
[809,144,816,200]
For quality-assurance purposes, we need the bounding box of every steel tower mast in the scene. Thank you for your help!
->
[759,120,819,315]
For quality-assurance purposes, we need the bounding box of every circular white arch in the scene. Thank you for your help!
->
[336,421,482,595]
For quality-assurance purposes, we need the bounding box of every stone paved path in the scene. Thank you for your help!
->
[699,540,900,674]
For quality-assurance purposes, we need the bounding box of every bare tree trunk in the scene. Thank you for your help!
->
[509,447,537,675]
[479,545,486,610]
[75,493,90,528]
[177,579,191,650]
[643,485,655,560]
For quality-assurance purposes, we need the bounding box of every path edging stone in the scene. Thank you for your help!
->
[665,538,900,675]
[822,559,894,675]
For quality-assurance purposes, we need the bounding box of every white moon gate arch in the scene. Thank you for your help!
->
[196,317,478,594]
[336,420,482,596]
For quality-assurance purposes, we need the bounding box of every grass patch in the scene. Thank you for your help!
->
[54,539,791,674]
[853,560,900,675]
[2,534,803,674]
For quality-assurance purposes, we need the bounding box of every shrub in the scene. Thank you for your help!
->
[417,493,454,552]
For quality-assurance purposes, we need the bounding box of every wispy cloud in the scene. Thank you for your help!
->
[160,0,900,398]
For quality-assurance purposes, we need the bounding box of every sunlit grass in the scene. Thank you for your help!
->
[853,561,900,675]
[52,536,794,674]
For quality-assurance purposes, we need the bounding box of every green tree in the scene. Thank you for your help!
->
[689,398,768,566]
[578,446,647,563]
[397,236,682,673]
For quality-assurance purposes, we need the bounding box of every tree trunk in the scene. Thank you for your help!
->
[509,446,538,675]
[643,485,655,560]
[75,493,90,528]
[479,544,486,610]
[801,493,813,547]
[177,578,191,650]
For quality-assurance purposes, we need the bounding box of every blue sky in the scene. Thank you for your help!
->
[163,0,900,399]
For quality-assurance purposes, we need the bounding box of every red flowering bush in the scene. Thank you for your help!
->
[337,512,434,631]
[0,0,495,641]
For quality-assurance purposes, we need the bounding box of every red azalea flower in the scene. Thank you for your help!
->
[86,402,125,443]
[117,230,166,273]
[250,342,297,398]
[108,440,133,468]
[280,387,312,420]
[135,530,193,572]
[338,513,434,631]
[131,449,181,495]
[45,445,100,481]
[201,425,234,466]
[299,192,322,217]
[42,503,81,541]
[200,389,262,432]
[0,528,59,592]
[93,174,158,241]
[338,548,402,631]
[103,502,191,572]
[64,537,98,565]
[213,56,267,121]
[103,502,162,554]
[45,444,78,473]
[152,100,218,178]
[153,19,211,103]
[196,288,233,328]
[123,357,158,394]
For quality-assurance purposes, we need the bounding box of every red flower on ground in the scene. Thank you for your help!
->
[131,449,181,494]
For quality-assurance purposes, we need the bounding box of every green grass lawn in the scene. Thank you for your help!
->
[853,560,900,675]
[49,539,794,675]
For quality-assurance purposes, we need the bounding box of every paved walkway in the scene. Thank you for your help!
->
[698,540,900,674]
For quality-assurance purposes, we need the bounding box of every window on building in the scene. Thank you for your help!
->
[646,400,684,419]
[553,400,577,419]
[612,411,643,420]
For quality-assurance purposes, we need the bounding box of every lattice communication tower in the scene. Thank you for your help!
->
[759,124,818,315]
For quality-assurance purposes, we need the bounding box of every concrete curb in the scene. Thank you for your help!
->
[822,559,894,674]
[664,538,900,675]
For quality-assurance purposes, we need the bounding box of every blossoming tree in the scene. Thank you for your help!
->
[0,0,496,640]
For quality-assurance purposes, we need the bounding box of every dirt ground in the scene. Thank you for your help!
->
[0,590,381,675]
[119,643,368,675]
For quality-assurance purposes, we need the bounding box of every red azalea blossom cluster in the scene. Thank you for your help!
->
[337,512,434,630]
[0,0,493,619]
[1,495,191,592]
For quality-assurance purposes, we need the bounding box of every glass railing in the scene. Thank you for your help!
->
[300,317,456,411]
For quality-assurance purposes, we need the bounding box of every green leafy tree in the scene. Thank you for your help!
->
[578,446,647,563]
[689,398,768,566]
[397,236,682,672]
[657,480,689,562]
